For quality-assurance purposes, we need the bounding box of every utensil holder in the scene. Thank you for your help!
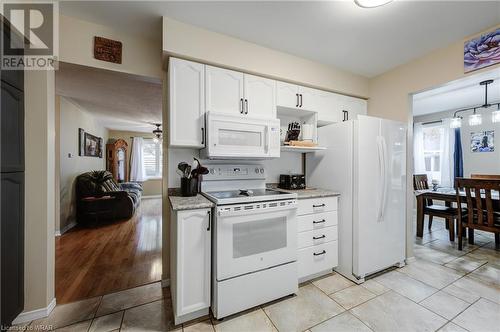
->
[181,177,198,197]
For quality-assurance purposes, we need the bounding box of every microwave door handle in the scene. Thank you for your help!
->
[265,126,270,154]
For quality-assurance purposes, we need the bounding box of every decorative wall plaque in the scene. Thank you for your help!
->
[94,36,122,64]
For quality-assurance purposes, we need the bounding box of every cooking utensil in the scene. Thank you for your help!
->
[176,169,185,178]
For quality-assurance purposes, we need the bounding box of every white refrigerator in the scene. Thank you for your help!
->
[306,115,407,283]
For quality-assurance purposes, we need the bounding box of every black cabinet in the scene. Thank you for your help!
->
[1,20,24,89]
[1,172,24,325]
[1,81,24,172]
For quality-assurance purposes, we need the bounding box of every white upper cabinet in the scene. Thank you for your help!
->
[313,91,341,125]
[169,58,206,148]
[336,95,367,121]
[206,66,244,116]
[244,74,276,118]
[277,81,300,109]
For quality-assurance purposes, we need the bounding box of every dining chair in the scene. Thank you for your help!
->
[455,178,500,250]
[471,174,500,180]
[413,174,459,240]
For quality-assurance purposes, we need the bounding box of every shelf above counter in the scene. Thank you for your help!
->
[280,145,327,153]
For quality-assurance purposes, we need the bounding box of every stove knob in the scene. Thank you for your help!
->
[210,168,215,174]
[260,168,264,174]
[255,168,259,174]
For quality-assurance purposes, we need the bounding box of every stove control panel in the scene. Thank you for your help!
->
[204,164,266,181]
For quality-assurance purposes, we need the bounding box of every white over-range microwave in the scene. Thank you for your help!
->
[201,112,281,159]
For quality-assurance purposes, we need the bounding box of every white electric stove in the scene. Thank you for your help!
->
[201,164,298,319]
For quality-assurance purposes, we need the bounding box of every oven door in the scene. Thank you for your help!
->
[204,112,280,159]
[216,200,297,281]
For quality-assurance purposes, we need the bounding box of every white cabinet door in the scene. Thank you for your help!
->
[206,66,244,116]
[337,95,367,122]
[169,58,205,148]
[244,74,276,118]
[277,81,299,109]
[175,209,211,318]
[297,86,318,111]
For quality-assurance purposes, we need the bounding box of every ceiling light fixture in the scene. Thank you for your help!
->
[492,104,500,123]
[449,79,499,128]
[450,117,462,129]
[468,109,482,126]
[354,0,393,8]
[152,123,162,144]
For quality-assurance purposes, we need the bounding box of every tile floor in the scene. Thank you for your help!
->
[13,217,499,332]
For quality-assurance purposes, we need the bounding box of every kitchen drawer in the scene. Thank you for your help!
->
[297,211,337,233]
[298,241,338,280]
[297,197,337,216]
[298,226,337,249]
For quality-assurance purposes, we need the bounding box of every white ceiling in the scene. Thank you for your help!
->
[56,62,162,132]
[60,1,500,78]
[413,68,500,116]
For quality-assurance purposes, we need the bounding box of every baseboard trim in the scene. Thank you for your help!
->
[142,195,162,199]
[405,256,417,263]
[55,221,77,237]
[161,278,170,288]
[12,298,56,324]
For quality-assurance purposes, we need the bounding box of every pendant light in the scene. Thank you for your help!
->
[468,109,482,126]
[450,117,462,129]
[355,0,393,8]
[449,79,499,128]
[152,123,162,144]
[492,104,500,123]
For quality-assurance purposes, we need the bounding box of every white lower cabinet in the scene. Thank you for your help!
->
[296,196,339,282]
[170,208,211,325]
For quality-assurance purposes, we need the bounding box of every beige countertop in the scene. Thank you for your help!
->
[168,189,215,211]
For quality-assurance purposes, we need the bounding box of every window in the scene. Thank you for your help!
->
[142,139,162,178]
[422,125,444,182]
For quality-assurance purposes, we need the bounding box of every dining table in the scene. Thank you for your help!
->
[414,187,500,237]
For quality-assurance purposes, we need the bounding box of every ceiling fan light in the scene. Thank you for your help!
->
[468,113,482,126]
[492,110,500,123]
[354,0,393,8]
[450,117,462,129]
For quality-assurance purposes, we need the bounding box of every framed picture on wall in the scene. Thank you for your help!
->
[78,128,85,156]
[470,131,494,153]
[84,132,103,158]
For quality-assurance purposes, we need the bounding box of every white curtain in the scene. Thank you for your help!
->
[413,123,426,175]
[439,118,455,188]
[130,137,146,182]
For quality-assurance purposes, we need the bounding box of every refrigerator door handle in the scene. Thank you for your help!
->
[376,136,387,222]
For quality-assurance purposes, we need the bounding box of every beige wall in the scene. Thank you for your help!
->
[60,15,162,79]
[107,130,163,196]
[368,25,500,122]
[59,97,108,233]
[367,24,500,259]
[162,17,369,98]
[23,70,56,313]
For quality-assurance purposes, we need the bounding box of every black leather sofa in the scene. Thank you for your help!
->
[76,170,142,223]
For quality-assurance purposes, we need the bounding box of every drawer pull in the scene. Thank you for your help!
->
[313,235,326,240]
[313,204,326,208]
[313,219,326,224]
[313,250,326,256]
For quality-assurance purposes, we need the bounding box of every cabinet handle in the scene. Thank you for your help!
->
[201,127,205,145]
[313,204,325,208]
[245,99,248,114]
[313,235,326,240]
[299,94,303,108]
[207,210,211,231]
[313,219,326,224]
[313,250,326,256]
[342,110,349,121]
[296,93,299,107]
[240,98,244,113]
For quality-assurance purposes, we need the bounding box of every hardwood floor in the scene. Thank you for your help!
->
[56,198,162,304]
